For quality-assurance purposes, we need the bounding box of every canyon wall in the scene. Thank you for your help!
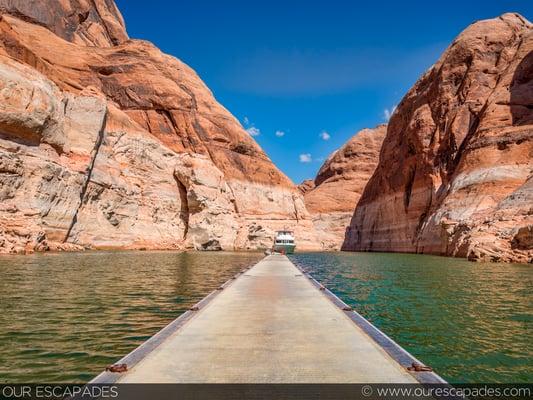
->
[343,13,533,263]
[0,0,321,253]
[301,125,386,249]
[0,0,128,47]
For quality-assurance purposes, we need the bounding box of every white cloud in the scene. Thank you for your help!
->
[246,127,260,136]
[383,105,397,121]
[299,153,312,163]
[275,130,285,137]
[319,131,331,141]
[243,117,261,136]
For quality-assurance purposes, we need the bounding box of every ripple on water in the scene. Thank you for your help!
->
[289,252,533,383]
[0,250,263,383]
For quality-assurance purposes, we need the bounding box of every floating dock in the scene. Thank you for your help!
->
[91,255,445,383]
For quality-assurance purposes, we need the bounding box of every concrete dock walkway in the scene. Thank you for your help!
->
[92,255,443,383]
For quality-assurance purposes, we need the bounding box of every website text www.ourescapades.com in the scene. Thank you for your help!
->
[363,384,531,399]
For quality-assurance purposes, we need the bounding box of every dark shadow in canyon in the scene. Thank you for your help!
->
[510,50,533,126]
[175,178,190,240]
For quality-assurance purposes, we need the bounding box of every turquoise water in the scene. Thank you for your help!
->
[0,251,263,383]
[289,252,533,383]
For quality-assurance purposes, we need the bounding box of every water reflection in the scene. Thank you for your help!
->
[0,251,262,383]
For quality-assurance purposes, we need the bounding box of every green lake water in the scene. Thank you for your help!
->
[0,250,531,383]
[0,251,263,383]
[290,252,532,383]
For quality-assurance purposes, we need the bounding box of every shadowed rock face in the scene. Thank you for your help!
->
[343,13,533,263]
[511,49,533,126]
[0,0,321,253]
[302,125,386,250]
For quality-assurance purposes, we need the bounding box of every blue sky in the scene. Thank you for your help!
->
[116,0,531,184]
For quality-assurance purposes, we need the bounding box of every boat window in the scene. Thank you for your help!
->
[275,238,295,244]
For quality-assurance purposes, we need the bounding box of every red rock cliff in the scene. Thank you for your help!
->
[302,125,386,249]
[0,0,128,47]
[343,13,533,263]
[0,0,320,253]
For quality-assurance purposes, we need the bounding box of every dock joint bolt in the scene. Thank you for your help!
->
[407,362,433,372]
[106,363,128,373]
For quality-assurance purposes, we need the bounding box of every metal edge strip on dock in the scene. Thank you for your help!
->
[89,263,254,384]
[292,260,447,385]
[90,255,447,385]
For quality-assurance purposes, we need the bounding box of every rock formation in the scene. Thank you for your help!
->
[301,125,386,249]
[343,13,533,263]
[0,0,321,253]
[0,0,128,47]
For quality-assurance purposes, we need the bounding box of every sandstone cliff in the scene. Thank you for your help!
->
[302,125,386,249]
[0,0,128,47]
[0,0,320,253]
[343,13,533,263]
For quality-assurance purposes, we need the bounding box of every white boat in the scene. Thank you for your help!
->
[272,230,296,254]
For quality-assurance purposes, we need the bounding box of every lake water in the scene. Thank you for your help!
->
[289,252,532,383]
[0,251,263,383]
[0,250,531,383]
